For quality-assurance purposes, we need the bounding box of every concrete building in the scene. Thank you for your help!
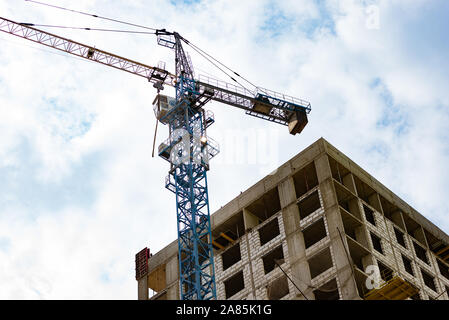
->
[135,138,449,300]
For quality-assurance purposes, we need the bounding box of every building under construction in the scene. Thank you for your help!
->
[135,138,449,300]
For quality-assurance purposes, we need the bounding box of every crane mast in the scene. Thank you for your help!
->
[155,30,217,300]
[0,15,311,300]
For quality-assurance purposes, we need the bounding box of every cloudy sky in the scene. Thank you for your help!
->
[0,0,448,299]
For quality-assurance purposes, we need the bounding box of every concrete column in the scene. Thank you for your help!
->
[414,226,428,248]
[166,255,179,300]
[137,277,149,300]
[166,255,178,285]
[244,233,257,298]
[320,177,359,300]
[392,211,405,229]
[278,177,297,208]
[243,208,260,231]
[167,282,179,300]
[287,233,312,300]
[368,193,382,213]
[277,177,312,299]
[278,178,300,239]
[315,154,332,184]
[348,198,361,219]
[355,225,369,248]
[342,173,357,195]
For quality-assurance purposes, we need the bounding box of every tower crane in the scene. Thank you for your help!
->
[0,15,311,300]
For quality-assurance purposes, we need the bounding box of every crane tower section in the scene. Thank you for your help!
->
[154,31,218,300]
[153,30,311,300]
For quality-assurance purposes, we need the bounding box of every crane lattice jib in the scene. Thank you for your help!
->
[0,17,175,87]
[0,16,311,130]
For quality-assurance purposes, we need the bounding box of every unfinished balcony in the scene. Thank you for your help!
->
[353,175,381,212]
[334,181,362,221]
[424,229,449,264]
[363,264,419,300]
[293,161,319,199]
[379,195,406,230]
[329,156,357,194]
[212,211,245,251]
[403,213,427,247]
[244,187,281,226]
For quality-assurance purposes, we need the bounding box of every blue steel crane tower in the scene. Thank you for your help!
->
[153,30,312,300]
[0,15,311,301]
[155,31,218,300]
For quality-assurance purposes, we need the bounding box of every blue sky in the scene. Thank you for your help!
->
[0,0,448,299]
